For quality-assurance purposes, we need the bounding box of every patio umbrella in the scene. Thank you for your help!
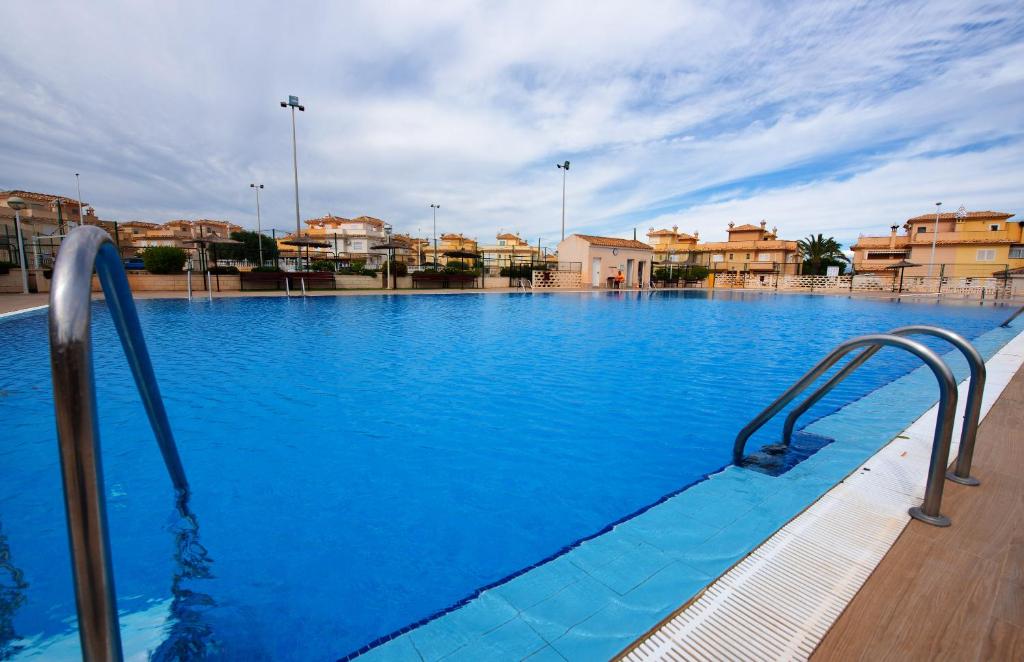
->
[182,236,242,272]
[885,259,920,293]
[281,235,331,269]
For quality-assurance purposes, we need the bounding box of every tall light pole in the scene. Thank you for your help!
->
[928,202,941,278]
[430,203,440,267]
[280,95,305,268]
[74,173,84,227]
[250,183,264,266]
[7,196,29,293]
[557,160,570,240]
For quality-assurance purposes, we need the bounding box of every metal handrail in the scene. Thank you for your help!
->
[1002,305,1023,327]
[732,333,957,527]
[49,225,189,661]
[779,326,985,486]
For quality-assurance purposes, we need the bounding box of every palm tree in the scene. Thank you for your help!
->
[797,234,849,275]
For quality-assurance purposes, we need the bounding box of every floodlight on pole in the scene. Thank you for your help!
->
[250,184,264,266]
[280,95,305,269]
[928,202,941,278]
[430,203,440,267]
[74,173,84,227]
[557,161,570,240]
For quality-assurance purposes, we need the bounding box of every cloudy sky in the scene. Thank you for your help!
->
[1,1,1022,248]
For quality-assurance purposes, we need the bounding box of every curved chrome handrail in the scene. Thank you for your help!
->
[49,225,188,661]
[732,333,957,527]
[779,325,985,486]
[1002,305,1023,327]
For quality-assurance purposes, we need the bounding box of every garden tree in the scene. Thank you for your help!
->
[140,246,187,274]
[217,231,279,262]
[798,234,849,275]
[310,260,335,272]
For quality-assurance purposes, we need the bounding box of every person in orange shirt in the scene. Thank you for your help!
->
[614,270,625,289]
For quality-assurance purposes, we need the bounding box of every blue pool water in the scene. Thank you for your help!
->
[0,291,1012,659]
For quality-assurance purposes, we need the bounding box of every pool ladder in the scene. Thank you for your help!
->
[1001,304,1023,327]
[49,226,189,661]
[732,325,988,527]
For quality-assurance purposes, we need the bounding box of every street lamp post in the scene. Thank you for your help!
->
[928,202,941,278]
[557,160,570,240]
[7,196,29,293]
[74,173,84,227]
[430,203,440,268]
[280,95,305,268]
[250,183,264,266]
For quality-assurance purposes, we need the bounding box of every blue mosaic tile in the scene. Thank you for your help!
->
[492,555,588,612]
[617,561,714,615]
[580,540,673,596]
[550,600,656,662]
[614,511,720,560]
[350,633,420,662]
[441,617,548,662]
[406,591,518,661]
[519,575,618,642]
[523,644,569,661]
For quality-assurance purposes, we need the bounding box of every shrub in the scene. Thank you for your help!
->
[251,265,283,273]
[682,265,709,281]
[445,260,469,272]
[499,265,536,279]
[207,265,239,275]
[0,260,16,274]
[653,267,678,282]
[311,260,336,272]
[140,246,187,274]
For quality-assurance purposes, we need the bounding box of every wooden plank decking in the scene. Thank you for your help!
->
[812,365,1024,661]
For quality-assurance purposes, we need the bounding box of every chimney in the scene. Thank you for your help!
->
[672,225,678,233]
[889,224,899,249]
[694,231,700,240]
[760,220,767,229]
[728,221,735,229]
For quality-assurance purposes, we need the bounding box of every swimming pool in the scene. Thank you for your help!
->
[0,291,1012,659]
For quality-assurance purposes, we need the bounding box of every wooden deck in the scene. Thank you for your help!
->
[812,365,1024,661]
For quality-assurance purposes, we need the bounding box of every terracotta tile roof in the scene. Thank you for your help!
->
[572,234,653,250]
[647,229,676,236]
[851,236,910,249]
[690,240,798,251]
[728,223,763,232]
[351,215,386,227]
[1,190,85,206]
[119,221,160,228]
[306,214,352,226]
[906,210,1014,222]
[496,232,521,240]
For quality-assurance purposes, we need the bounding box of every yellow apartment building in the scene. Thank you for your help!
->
[645,226,699,262]
[688,221,802,275]
[1,189,111,265]
[852,210,1021,277]
[479,232,542,264]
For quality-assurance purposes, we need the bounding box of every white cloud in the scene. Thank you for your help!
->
[0,0,1020,250]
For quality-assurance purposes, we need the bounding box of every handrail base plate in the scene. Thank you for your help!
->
[945,471,981,487]
[909,506,951,527]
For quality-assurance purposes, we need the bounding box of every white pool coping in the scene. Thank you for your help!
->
[621,327,1024,661]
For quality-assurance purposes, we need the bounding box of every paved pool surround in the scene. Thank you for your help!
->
[353,323,1023,662]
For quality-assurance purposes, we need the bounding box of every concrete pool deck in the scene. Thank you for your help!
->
[351,322,1024,661]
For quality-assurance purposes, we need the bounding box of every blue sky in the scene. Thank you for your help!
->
[1,0,1022,249]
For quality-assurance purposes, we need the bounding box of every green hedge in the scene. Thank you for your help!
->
[140,246,187,274]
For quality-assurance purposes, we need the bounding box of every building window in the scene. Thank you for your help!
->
[866,250,909,260]
[711,254,724,263]
[990,224,1000,231]
[351,241,363,251]
[916,226,927,233]
[499,240,506,246]
[745,253,751,259]
[728,253,734,259]
[976,249,995,262]
[1009,245,1024,259]
[757,253,770,261]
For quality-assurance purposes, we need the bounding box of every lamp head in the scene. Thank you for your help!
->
[6,196,27,211]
